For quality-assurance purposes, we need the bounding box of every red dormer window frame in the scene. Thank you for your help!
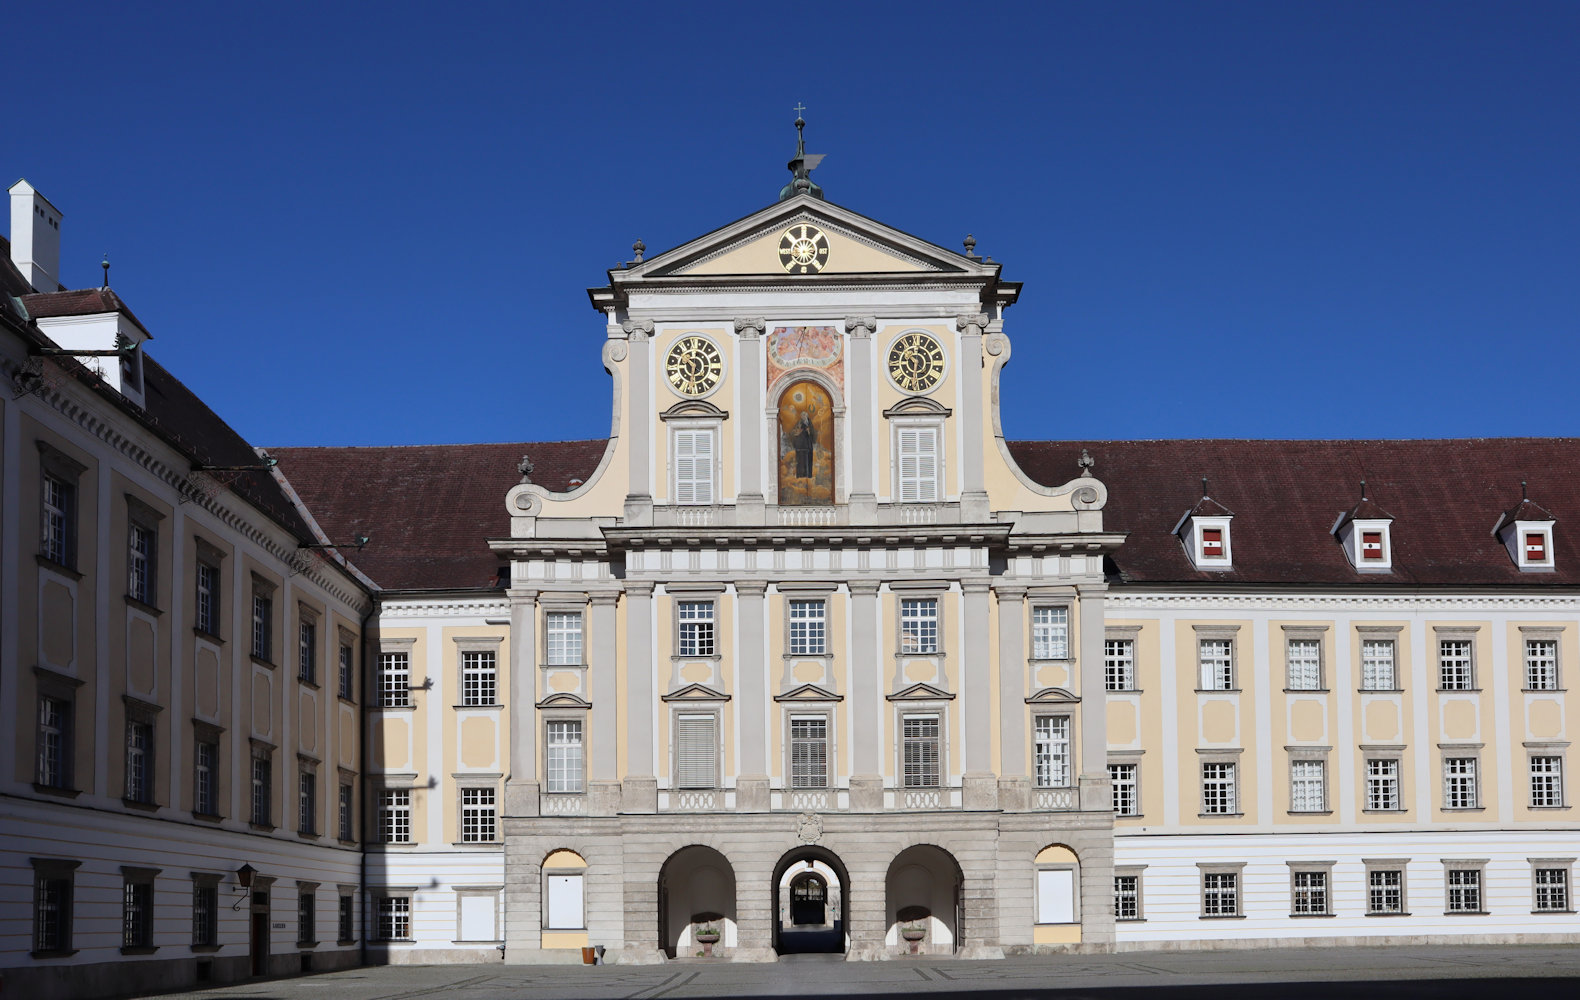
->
[1201,527,1224,558]
[1526,532,1548,562]
[1361,530,1385,561]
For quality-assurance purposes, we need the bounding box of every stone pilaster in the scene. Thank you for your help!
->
[957,867,1005,960]
[623,581,658,813]
[994,584,1030,811]
[844,317,878,524]
[735,580,770,811]
[1077,583,1111,811]
[734,318,766,522]
[955,314,990,522]
[847,580,884,810]
[622,318,654,524]
[505,588,540,817]
[845,864,889,960]
[960,579,997,810]
[588,592,621,815]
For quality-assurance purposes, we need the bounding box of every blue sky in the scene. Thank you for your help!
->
[7,2,1578,446]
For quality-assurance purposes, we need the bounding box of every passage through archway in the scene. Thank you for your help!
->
[658,846,737,959]
[885,844,962,956]
[772,846,848,956]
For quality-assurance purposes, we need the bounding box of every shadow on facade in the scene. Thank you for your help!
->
[658,845,738,959]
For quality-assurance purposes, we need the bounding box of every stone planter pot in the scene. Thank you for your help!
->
[695,931,720,957]
[901,926,926,955]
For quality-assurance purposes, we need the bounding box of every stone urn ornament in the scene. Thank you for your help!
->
[901,922,927,954]
[695,924,721,957]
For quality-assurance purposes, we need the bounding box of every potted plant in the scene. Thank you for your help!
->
[901,921,927,954]
[695,924,721,957]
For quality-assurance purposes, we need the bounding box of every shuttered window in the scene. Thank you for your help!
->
[902,714,941,787]
[790,716,828,788]
[896,426,939,502]
[675,713,718,789]
[673,428,715,505]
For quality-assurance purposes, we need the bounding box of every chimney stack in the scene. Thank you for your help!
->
[9,179,64,293]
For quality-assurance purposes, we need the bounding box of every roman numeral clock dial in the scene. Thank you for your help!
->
[778,224,830,274]
[665,336,724,396]
[887,332,946,393]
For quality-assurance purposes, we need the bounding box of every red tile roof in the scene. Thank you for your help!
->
[22,287,152,336]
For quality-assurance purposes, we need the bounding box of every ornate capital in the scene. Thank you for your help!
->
[955,313,990,335]
[621,318,655,342]
[734,317,766,340]
[844,316,877,339]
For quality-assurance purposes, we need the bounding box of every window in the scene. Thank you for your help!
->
[1438,638,1474,690]
[379,651,411,708]
[900,598,939,655]
[1531,755,1565,808]
[1289,759,1326,813]
[298,766,316,835]
[1034,715,1071,788]
[545,611,583,665]
[1365,757,1402,811]
[1198,638,1233,690]
[902,714,941,788]
[1201,527,1225,558]
[298,619,317,684]
[1445,867,1483,913]
[297,888,316,945]
[788,600,826,656]
[1291,869,1330,916]
[250,750,272,827]
[36,694,72,789]
[1201,761,1237,815]
[1361,530,1385,561]
[461,650,497,706]
[128,522,155,605]
[339,780,354,840]
[125,718,154,804]
[672,426,716,505]
[338,894,355,942]
[1104,637,1136,691]
[1525,638,1560,691]
[379,790,411,843]
[41,473,77,567]
[1444,756,1479,809]
[677,602,715,657]
[1109,762,1139,816]
[32,861,76,954]
[1367,866,1406,914]
[376,896,410,940]
[895,425,940,502]
[790,715,829,788]
[544,872,585,930]
[461,788,497,842]
[194,739,217,816]
[1032,606,1069,660]
[195,562,219,636]
[122,875,154,949]
[1114,874,1141,920]
[337,643,354,700]
[192,881,217,947]
[1535,867,1571,913]
[1361,638,1396,690]
[545,720,584,794]
[1036,868,1076,923]
[1526,531,1549,563]
[1201,870,1240,917]
[251,586,273,662]
[675,713,719,789]
[1285,637,1321,690]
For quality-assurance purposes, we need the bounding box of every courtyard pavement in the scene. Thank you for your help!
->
[133,944,1580,1000]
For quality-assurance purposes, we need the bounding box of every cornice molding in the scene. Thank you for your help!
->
[377,596,511,619]
[1106,591,1580,612]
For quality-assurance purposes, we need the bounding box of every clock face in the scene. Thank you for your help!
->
[665,335,724,396]
[778,224,830,274]
[887,332,946,393]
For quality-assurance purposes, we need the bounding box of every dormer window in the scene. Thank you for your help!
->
[1332,491,1394,573]
[1494,494,1556,573]
[1201,528,1225,558]
[1526,532,1548,563]
[1174,493,1234,572]
[1361,531,1385,562]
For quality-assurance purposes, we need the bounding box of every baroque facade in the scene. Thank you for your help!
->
[4,135,1578,993]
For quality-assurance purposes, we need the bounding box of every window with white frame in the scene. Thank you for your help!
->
[36,694,71,789]
[461,650,497,706]
[546,611,583,665]
[1534,866,1571,913]
[1201,760,1237,815]
[125,717,154,804]
[788,600,826,655]
[1445,866,1484,913]
[1291,869,1330,915]
[1365,757,1402,811]
[902,713,941,787]
[41,473,76,567]
[1438,637,1475,690]
[1366,865,1406,914]
[790,715,829,788]
[675,713,719,789]
[195,562,219,635]
[1034,715,1071,788]
[900,598,939,655]
[672,426,716,505]
[895,425,940,503]
[461,787,496,842]
[1109,762,1139,816]
[379,651,411,708]
[1201,869,1240,917]
[250,750,272,826]
[338,643,354,700]
[1032,606,1069,660]
[1198,638,1234,691]
[379,789,411,843]
[1289,758,1326,813]
[298,618,317,685]
[338,781,354,840]
[194,738,217,816]
[1444,756,1479,809]
[1525,638,1560,691]
[1530,755,1565,808]
[677,602,716,657]
[1360,637,1397,690]
[192,879,218,947]
[1104,637,1136,691]
[1114,873,1142,920]
[376,895,411,940]
[128,521,155,605]
[298,766,316,835]
[545,720,584,793]
[1285,637,1322,690]
[251,583,273,662]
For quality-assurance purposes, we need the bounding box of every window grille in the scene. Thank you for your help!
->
[1202,872,1238,916]
[462,650,497,706]
[788,600,826,655]
[1034,715,1071,788]
[1530,756,1564,807]
[122,880,152,948]
[1201,762,1236,814]
[677,602,715,657]
[1535,868,1569,912]
[1109,762,1139,816]
[34,875,71,952]
[1032,606,1069,660]
[1446,869,1481,912]
[1114,875,1140,920]
[900,598,939,655]
[790,716,828,788]
[902,714,941,788]
[1292,871,1328,914]
[377,896,410,940]
[379,790,411,843]
[1368,869,1403,914]
[545,721,584,793]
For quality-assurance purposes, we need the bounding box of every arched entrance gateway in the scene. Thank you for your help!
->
[772,846,849,956]
[885,845,963,955]
[657,846,737,959]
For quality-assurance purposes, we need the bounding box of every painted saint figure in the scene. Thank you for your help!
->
[792,409,816,478]
[777,380,834,505]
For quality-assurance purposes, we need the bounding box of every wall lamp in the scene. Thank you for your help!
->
[231,863,257,910]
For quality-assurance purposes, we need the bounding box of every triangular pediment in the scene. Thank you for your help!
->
[886,682,956,702]
[660,682,731,703]
[773,683,843,703]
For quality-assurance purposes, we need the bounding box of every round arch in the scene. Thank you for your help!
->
[657,845,737,959]
[765,369,847,507]
[771,845,850,956]
[885,844,963,955]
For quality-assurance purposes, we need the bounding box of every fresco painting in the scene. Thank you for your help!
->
[777,380,835,505]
